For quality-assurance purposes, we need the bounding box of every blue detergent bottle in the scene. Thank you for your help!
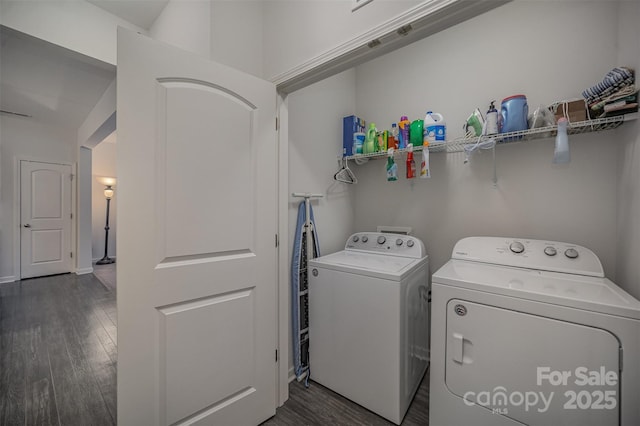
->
[499,95,529,133]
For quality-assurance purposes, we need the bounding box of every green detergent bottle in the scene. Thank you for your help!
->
[364,123,377,154]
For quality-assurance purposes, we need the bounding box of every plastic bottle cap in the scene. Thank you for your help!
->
[558,117,568,123]
[427,111,432,114]
[502,94,526,102]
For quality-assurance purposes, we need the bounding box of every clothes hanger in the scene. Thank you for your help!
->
[334,157,357,184]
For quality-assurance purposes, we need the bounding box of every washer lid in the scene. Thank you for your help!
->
[433,260,640,320]
[308,250,425,281]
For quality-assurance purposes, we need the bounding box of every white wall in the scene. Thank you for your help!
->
[0,116,77,282]
[149,0,211,59]
[263,0,423,81]
[0,0,145,66]
[615,0,640,299]
[352,0,621,276]
[78,78,117,149]
[149,0,264,78]
[287,69,358,372]
[92,139,117,261]
[210,0,264,78]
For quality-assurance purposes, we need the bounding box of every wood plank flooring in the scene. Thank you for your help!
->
[1,266,431,425]
[263,372,429,426]
[0,271,117,426]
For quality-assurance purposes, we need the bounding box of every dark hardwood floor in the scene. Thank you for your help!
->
[264,372,430,426]
[0,271,117,426]
[1,266,430,425]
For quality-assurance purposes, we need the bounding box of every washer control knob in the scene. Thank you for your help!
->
[510,241,525,254]
[544,246,557,256]
[361,236,368,243]
[352,236,359,242]
[407,240,415,248]
[565,248,579,259]
[396,238,403,246]
[377,236,386,245]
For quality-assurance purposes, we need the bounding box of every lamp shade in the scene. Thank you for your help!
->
[97,176,117,187]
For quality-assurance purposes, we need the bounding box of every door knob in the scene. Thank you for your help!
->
[23,224,31,228]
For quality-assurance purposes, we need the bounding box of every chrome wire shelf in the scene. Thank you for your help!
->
[345,112,637,160]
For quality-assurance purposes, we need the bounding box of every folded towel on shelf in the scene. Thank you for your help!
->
[583,67,635,105]
[589,86,638,118]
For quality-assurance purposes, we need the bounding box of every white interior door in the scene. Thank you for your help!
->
[116,29,278,425]
[20,160,72,279]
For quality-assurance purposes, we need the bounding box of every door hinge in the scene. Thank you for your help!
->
[275,234,279,248]
[275,349,278,363]
[70,213,73,219]
[70,174,75,181]
[276,117,279,131]
[70,252,73,258]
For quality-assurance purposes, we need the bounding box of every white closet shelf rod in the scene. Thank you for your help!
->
[291,193,324,198]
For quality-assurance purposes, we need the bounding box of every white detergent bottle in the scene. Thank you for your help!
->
[423,111,446,145]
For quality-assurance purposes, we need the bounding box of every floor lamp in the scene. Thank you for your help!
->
[96,176,116,265]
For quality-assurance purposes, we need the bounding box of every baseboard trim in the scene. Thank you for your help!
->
[0,275,16,284]
[288,367,295,383]
[76,267,94,275]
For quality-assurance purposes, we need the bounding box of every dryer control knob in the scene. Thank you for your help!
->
[565,248,579,259]
[352,236,359,242]
[377,236,386,244]
[544,246,557,256]
[361,236,368,243]
[407,240,415,247]
[396,238,403,246]
[510,241,525,254]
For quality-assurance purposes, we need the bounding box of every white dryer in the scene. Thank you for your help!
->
[308,232,429,425]
[430,237,640,426]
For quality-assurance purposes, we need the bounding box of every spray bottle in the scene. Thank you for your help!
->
[486,101,499,135]
[386,148,398,181]
[420,145,430,179]
[406,144,416,179]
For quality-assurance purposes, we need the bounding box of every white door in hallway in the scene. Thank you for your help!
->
[117,29,278,426]
[20,160,72,279]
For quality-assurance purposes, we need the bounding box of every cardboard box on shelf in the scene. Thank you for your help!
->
[552,99,588,123]
[343,115,366,157]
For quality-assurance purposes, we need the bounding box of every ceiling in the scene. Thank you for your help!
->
[0,26,116,130]
[87,0,169,30]
[0,0,168,132]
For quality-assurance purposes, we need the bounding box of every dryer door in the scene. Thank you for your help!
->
[445,299,619,426]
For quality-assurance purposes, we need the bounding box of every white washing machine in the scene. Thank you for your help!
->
[308,232,429,425]
[430,236,640,426]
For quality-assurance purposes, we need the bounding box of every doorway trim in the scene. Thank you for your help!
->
[271,0,511,405]
[13,156,77,281]
[272,0,510,93]
[276,91,290,406]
